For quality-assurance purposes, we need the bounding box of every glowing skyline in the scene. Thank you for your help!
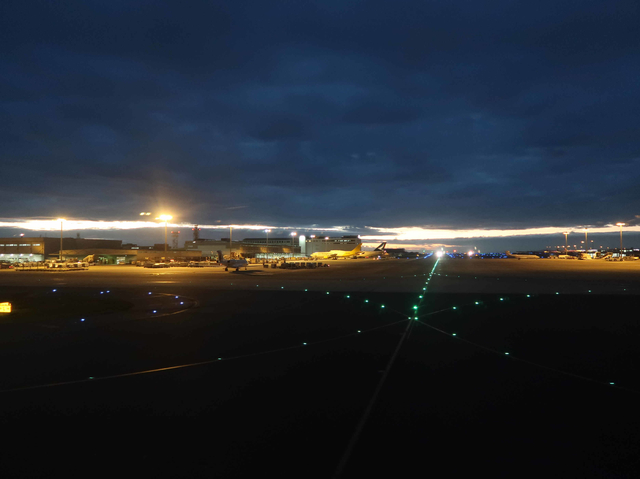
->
[1,218,638,245]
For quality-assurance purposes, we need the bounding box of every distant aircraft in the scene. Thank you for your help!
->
[217,250,248,271]
[549,253,575,259]
[505,251,540,259]
[357,242,388,259]
[310,244,362,259]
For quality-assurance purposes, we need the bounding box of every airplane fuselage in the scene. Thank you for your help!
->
[505,251,540,259]
[310,244,362,259]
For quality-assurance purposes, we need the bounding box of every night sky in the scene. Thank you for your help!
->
[2,1,639,250]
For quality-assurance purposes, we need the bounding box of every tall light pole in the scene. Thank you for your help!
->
[265,229,271,263]
[156,215,172,253]
[291,232,297,258]
[57,218,66,261]
[616,223,625,253]
[583,228,589,252]
[563,231,569,253]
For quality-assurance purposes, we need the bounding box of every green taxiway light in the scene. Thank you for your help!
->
[452,333,457,336]
[413,306,418,310]
[452,307,457,310]
[505,352,510,355]
[365,300,369,303]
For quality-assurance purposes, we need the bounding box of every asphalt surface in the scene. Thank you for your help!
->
[3,256,639,294]
[0,258,639,478]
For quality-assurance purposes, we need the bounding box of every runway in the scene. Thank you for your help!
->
[1,258,639,478]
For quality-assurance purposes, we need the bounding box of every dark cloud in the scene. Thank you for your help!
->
[1,0,639,233]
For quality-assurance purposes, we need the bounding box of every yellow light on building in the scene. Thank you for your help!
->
[0,302,12,313]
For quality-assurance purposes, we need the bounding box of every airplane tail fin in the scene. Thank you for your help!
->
[374,242,387,251]
[505,251,511,255]
[352,244,362,253]
[217,250,224,262]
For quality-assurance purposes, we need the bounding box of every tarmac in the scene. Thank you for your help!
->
[0,258,639,478]
[2,256,639,294]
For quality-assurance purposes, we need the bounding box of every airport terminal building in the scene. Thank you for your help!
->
[184,235,362,259]
[0,237,122,263]
[184,238,302,259]
[1,233,363,263]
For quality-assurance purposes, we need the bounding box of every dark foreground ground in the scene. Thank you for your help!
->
[0,258,639,478]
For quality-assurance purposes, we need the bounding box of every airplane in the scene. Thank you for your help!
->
[217,250,248,271]
[357,242,388,259]
[310,243,362,259]
[549,252,576,259]
[505,251,540,259]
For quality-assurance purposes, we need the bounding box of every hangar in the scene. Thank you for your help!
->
[0,237,122,263]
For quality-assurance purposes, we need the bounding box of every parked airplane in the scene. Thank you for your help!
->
[357,242,388,259]
[310,244,362,259]
[217,250,248,271]
[550,253,575,259]
[505,251,540,259]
